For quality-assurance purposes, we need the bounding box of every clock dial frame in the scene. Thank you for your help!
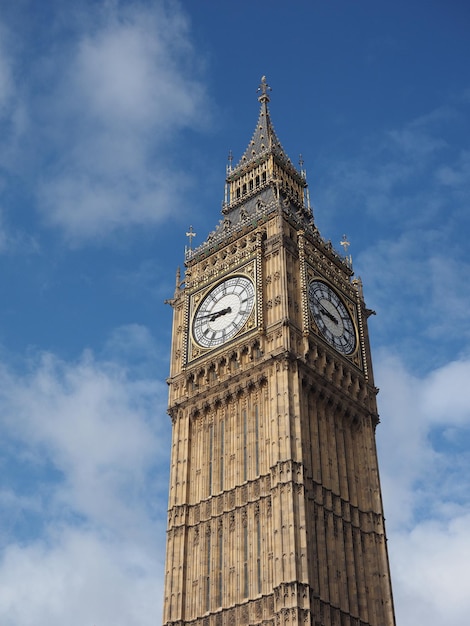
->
[192,275,255,349]
[308,279,357,355]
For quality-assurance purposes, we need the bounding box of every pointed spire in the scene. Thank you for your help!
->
[233,75,294,172]
[189,78,316,260]
[174,266,181,296]
[164,266,182,306]
[299,153,313,216]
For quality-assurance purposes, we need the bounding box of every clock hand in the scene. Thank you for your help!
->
[198,307,231,320]
[318,302,339,325]
[209,307,232,322]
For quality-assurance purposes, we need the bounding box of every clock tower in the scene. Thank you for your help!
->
[163,78,395,626]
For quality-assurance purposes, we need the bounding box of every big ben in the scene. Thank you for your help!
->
[163,77,395,626]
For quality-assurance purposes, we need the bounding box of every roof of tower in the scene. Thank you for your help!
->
[230,76,296,176]
[186,79,353,275]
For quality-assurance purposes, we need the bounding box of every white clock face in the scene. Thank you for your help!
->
[192,275,255,348]
[308,280,356,355]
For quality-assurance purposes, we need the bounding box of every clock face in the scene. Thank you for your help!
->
[192,275,255,348]
[308,280,357,355]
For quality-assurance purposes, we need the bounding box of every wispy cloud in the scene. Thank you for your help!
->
[0,338,170,624]
[0,526,163,625]
[318,100,467,230]
[0,1,209,244]
[391,513,470,626]
[376,352,470,625]
[314,95,470,368]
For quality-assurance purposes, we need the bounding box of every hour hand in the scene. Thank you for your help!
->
[198,307,232,321]
[210,307,232,321]
[318,303,338,324]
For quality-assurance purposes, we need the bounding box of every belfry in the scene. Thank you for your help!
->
[163,77,395,626]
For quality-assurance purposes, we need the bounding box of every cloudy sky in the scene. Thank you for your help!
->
[0,1,469,624]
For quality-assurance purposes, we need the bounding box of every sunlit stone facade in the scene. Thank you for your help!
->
[163,78,395,626]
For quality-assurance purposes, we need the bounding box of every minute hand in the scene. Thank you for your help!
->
[197,307,232,321]
[318,302,339,325]
[210,307,232,321]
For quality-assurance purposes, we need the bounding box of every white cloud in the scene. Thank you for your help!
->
[73,7,203,132]
[103,323,160,359]
[421,359,470,424]
[436,149,470,189]
[0,1,209,243]
[376,352,470,626]
[391,514,470,626]
[0,527,163,626]
[2,339,469,626]
[377,353,470,525]
[0,341,170,625]
[311,96,470,623]
[356,230,470,360]
[0,22,28,252]
[1,348,169,531]
[315,98,470,367]
[316,97,470,243]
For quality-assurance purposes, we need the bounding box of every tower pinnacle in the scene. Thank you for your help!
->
[257,75,271,103]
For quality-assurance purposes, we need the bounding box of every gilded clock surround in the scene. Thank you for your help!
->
[188,260,258,362]
[163,78,395,626]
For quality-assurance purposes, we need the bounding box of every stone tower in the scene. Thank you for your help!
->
[163,77,395,626]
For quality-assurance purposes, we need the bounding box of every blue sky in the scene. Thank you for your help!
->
[0,1,469,624]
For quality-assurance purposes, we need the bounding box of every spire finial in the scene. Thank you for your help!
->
[340,234,353,268]
[340,234,350,254]
[186,225,196,249]
[258,76,271,103]
[185,225,196,257]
